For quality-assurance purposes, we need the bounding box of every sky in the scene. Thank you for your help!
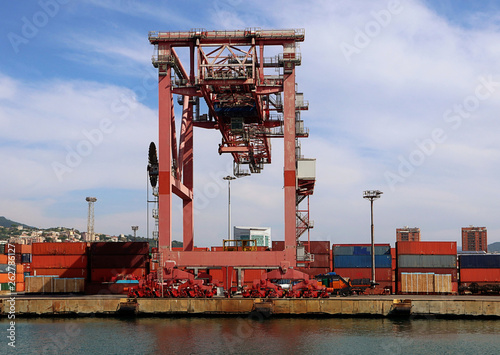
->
[1,0,500,248]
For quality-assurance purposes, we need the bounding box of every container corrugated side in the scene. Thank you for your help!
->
[334,255,392,268]
[460,268,500,283]
[396,241,457,255]
[459,254,500,268]
[397,268,457,281]
[333,244,391,256]
[332,267,393,281]
[32,255,87,269]
[303,241,330,255]
[310,254,330,268]
[398,254,456,268]
[32,242,87,255]
[33,268,87,278]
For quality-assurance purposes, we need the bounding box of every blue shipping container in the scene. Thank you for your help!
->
[334,255,392,268]
[459,254,500,269]
[334,245,391,256]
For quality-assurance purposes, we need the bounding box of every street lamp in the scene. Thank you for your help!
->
[131,226,139,242]
[363,190,383,286]
[223,175,236,240]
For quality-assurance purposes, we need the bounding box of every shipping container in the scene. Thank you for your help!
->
[90,242,149,255]
[52,278,85,293]
[303,241,330,255]
[332,267,393,281]
[16,282,25,292]
[459,254,500,269]
[333,244,391,256]
[396,241,457,255]
[33,268,87,279]
[434,274,453,293]
[399,273,435,294]
[0,255,8,264]
[32,242,87,255]
[0,264,16,274]
[25,275,58,293]
[333,255,392,268]
[3,244,32,255]
[32,255,87,269]
[397,268,457,282]
[397,255,456,268]
[272,241,284,251]
[460,268,500,283]
[90,268,146,282]
[90,254,147,269]
[0,283,9,291]
[21,254,32,263]
[310,254,330,268]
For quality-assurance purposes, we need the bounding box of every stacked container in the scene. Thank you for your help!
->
[273,241,331,276]
[459,254,500,286]
[396,241,457,294]
[333,244,393,291]
[31,242,88,279]
[90,242,149,282]
[0,261,24,292]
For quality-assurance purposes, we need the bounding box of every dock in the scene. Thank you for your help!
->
[2,295,500,318]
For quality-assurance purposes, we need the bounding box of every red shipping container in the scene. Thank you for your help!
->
[90,242,149,255]
[303,241,330,255]
[396,241,456,255]
[310,254,330,268]
[397,268,457,282]
[90,254,147,268]
[90,268,146,282]
[333,267,393,281]
[32,242,87,255]
[4,244,32,255]
[460,268,500,283]
[391,248,396,271]
[272,241,284,251]
[32,255,87,269]
[33,268,87,278]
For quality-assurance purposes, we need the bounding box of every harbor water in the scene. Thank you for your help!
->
[2,317,500,354]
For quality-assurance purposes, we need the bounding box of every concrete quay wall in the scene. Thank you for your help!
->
[1,297,499,318]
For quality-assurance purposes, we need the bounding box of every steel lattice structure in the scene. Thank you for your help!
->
[149,28,315,270]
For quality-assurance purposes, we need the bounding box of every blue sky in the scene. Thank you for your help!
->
[1,0,500,247]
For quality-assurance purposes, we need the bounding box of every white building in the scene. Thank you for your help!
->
[233,227,271,248]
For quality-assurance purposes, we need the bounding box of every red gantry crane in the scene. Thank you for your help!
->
[148,28,316,289]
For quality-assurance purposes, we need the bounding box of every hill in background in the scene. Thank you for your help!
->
[0,216,34,229]
[488,242,500,252]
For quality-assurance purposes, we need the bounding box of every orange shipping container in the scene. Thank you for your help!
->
[16,282,25,292]
[16,264,24,274]
[32,255,87,269]
[396,241,457,255]
[0,255,8,263]
[32,242,87,255]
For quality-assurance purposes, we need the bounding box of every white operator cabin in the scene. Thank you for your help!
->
[233,227,271,248]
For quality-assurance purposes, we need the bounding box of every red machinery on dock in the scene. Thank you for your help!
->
[141,28,317,297]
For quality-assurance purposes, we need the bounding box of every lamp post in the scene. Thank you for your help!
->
[223,176,236,240]
[363,190,383,286]
[131,226,139,242]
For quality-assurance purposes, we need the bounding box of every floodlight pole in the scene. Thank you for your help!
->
[363,190,383,286]
[223,176,236,240]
